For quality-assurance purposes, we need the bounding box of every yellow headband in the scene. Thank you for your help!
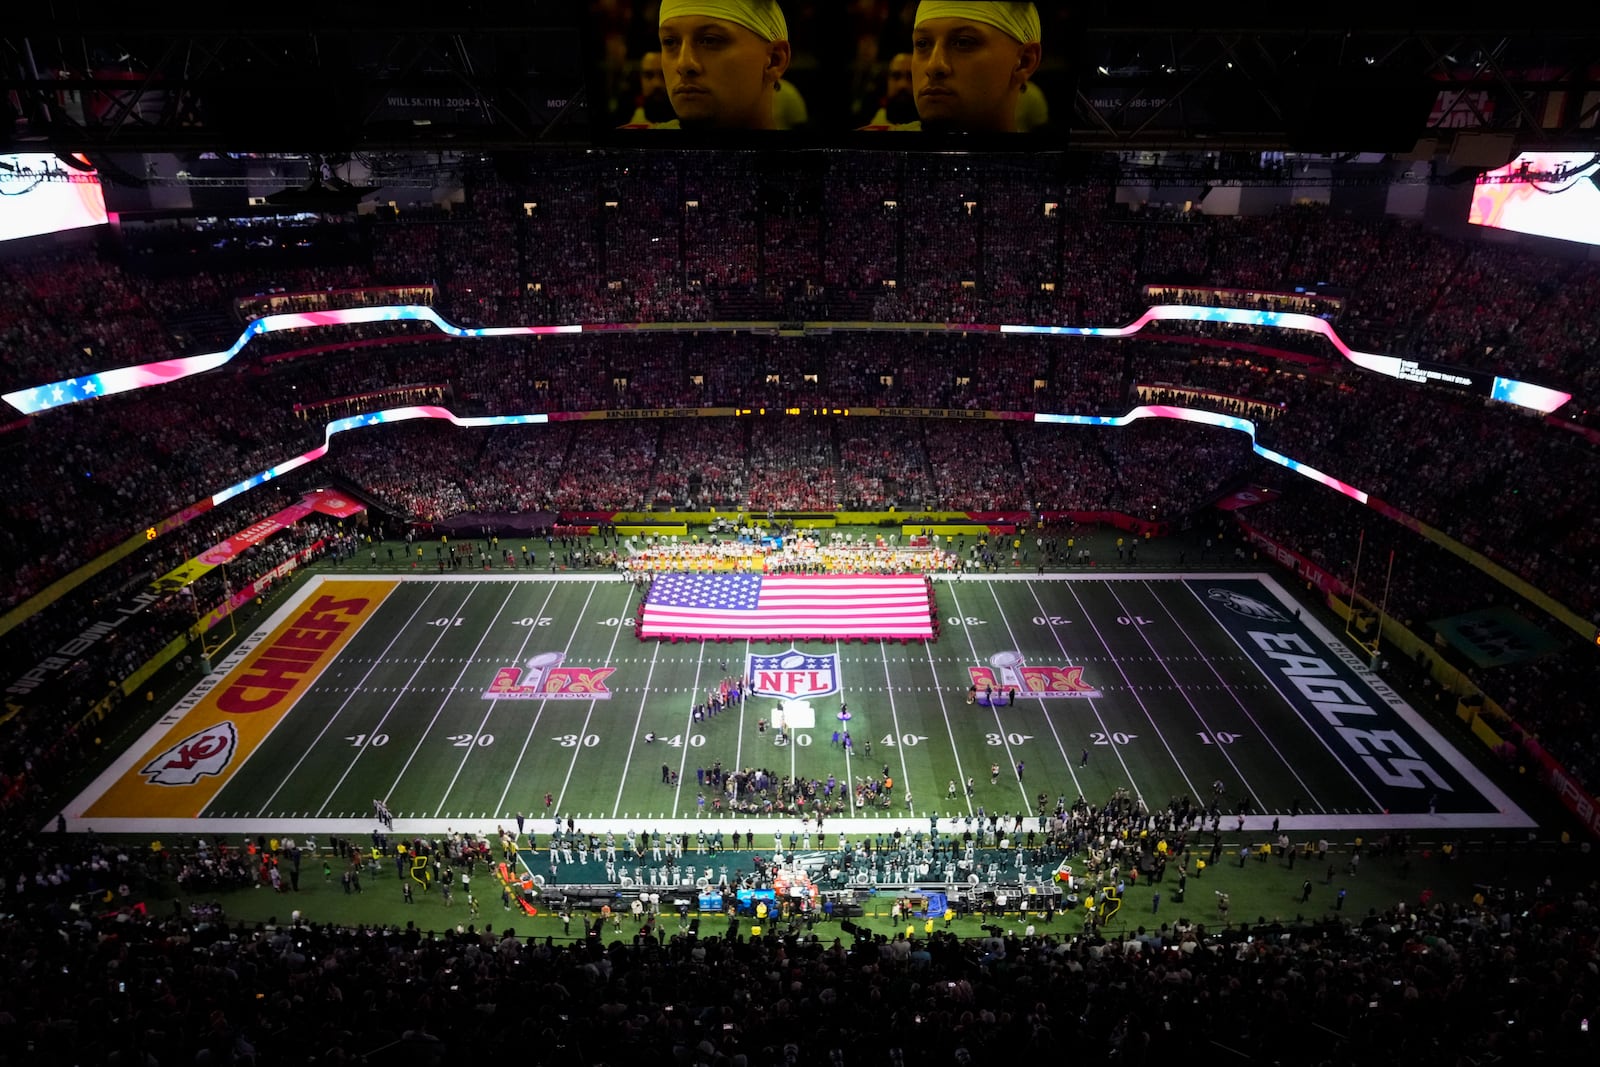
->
[914,1,1041,44]
[659,0,789,42]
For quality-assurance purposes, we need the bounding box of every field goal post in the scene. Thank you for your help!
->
[1344,528,1394,668]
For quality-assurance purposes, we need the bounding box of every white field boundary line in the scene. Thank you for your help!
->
[74,810,1526,838]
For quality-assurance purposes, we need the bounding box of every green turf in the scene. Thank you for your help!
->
[73,565,1520,832]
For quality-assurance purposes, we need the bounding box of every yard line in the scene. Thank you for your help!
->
[379,583,519,805]
[553,585,637,815]
[985,583,1082,800]
[837,639,853,813]
[1098,581,1268,811]
[610,639,663,815]
[1180,580,1385,811]
[1060,580,1200,802]
[310,584,484,816]
[493,580,601,820]
[946,583,1032,809]
[877,642,920,816]
[670,641,709,816]
[1140,580,1327,813]
[922,640,974,818]
[733,638,750,783]
[254,582,443,816]
[433,582,560,813]
[1014,581,1147,803]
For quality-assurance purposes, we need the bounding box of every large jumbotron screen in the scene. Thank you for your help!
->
[0,153,109,242]
[1468,151,1600,247]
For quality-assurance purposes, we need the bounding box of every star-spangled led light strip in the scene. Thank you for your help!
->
[1034,404,1368,504]
[0,302,1571,416]
[209,404,547,507]
[999,305,1572,414]
[202,401,1355,529]
[1,305,580,415]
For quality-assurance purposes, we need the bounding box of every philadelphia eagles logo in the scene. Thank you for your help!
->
[1207,588,1288,622]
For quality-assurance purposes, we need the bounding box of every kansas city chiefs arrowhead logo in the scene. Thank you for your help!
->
[141,722,239,786]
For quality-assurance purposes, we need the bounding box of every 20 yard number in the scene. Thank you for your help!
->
[1090,731,1138,745]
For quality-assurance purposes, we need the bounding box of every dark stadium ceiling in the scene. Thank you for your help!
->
[3,3,1599,157]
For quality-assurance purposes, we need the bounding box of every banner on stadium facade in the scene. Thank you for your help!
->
[155,490,363,592]
[1236,520,1349,596]
[192,540,327,635]
[1529,744,1600,841]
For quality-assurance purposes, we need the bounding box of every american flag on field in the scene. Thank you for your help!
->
[638,573,934,640]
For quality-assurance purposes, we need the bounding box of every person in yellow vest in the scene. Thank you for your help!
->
[621,0,792,130]
[861,2,1041,133]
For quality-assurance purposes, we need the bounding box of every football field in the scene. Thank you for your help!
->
[64,571,1534,837]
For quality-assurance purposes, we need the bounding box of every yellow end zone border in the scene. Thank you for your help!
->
[63,576,399,825]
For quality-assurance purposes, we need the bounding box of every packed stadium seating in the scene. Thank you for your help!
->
[3,149,1599,1060]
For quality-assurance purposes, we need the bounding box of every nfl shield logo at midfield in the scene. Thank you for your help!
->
[749,647,839,700]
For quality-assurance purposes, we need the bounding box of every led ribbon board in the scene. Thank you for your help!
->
[3,304,1570,416]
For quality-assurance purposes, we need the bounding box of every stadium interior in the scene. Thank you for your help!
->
[3,4,1600,1064]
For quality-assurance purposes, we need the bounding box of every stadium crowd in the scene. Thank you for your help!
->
[2,150,1600,1060]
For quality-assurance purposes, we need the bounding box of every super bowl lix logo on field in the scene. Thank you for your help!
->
[749,648,840,700]
[483,652,616,700]
[969,650,1100,698]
